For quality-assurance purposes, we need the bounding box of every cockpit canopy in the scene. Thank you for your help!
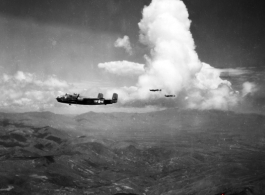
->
[57,93,80,100]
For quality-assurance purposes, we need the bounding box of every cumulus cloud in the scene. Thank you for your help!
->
[193,63,232,91]
[0,71,69,112]
[97,0,257,112]
[98,61,145,76]
[137,0,201,95]
[104,0,201,101]
[242,82,258,97]
[114,35,133,55]
[183,63,240,110]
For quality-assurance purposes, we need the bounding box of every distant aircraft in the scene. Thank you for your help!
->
[165,95,175,97]
[150,89,162,92]
[56,93,118,105]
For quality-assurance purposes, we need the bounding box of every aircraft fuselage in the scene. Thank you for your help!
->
[56,93,118,105]
[150,89,162,92]
[56,98,112,105]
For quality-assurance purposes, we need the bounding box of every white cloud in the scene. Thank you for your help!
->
[98,61,145,76]
[129,0,202,98]
[114,35,133,55]
[14,71,34,82]
[104,0,202,101]
[99,0,256,112]
[242,82,257,97]
[42,76,68,88]
[0,71,70,111]
[186,84,239,111]
[194,63,232,90]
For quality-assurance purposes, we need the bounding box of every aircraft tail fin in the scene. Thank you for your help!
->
[98,93,104,99]
[112,93,118,103]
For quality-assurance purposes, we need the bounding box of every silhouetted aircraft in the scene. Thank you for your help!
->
[56,93,118,105]
[165,95,175,97]
[150,89,162,92]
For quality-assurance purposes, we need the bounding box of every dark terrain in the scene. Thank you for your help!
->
[0,109,265,195]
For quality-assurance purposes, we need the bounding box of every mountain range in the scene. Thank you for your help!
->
[0,109,265,194]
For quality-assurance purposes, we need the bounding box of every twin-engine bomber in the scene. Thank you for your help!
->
[150,89,162,92]
[165,95,175,97]
[56,93,118,105]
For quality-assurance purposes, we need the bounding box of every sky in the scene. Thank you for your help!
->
[0,0,264,114]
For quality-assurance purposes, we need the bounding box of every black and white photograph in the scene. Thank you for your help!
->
[0,0,265,194]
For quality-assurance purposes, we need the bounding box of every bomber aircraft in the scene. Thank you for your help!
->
[56,93,118,105]
[150,89,162,92]
[165,95,175,97]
